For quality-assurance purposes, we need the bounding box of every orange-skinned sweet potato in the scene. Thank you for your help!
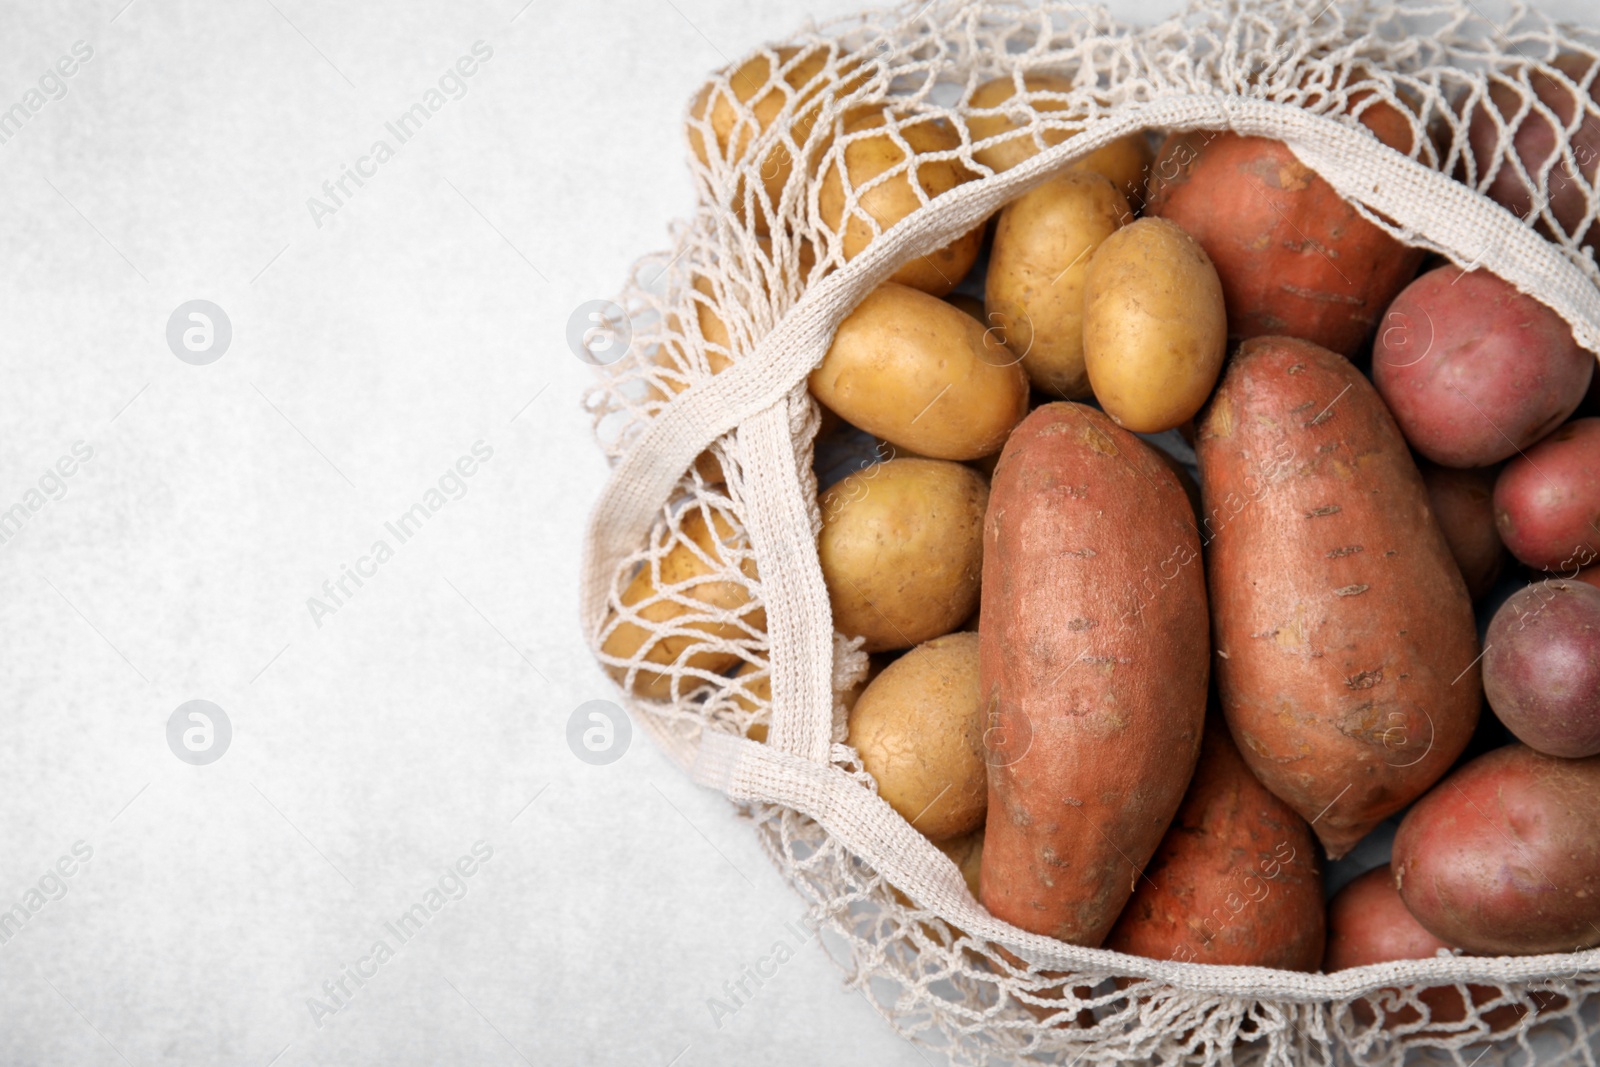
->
[1195,336,1479,858]
[1146,132,1424,356]
[979,403,1208,946]
[1104,716,1324,969]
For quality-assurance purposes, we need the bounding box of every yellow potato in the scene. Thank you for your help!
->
[847,631,986,840]
[985,171,1130,398]
[643,277,735,483]
[654,275,733,394]
[1083,217,1227,433]
[938,827,984,900]
[818,109,983,296]
[818,457,986,652]
[688,47,856,233]
[600,508,765,700]
[890,826,984,940]
[809,283,1028,460]
[966,73,1153,201]
[730,656,877,743]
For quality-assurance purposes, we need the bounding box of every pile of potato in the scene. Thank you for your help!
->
[613,53,1600,1013]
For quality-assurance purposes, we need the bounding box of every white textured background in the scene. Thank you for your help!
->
[0,1,1594,1065]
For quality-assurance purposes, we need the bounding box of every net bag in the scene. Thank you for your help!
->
[579,0,1600,1062]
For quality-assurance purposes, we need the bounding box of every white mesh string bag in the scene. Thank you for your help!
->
[579,0,1600,1062]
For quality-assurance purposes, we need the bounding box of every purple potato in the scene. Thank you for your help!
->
[1484,580,1600,758]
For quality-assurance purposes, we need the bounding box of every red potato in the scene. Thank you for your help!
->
[1483,580,1600,758]
[1393,744,1600,955]
[1579,564,1600,590]
[1103,717,1324,970]
[1371,267,1591,468]
[979,403,1208,946]
[1196,336,1480,858]
[1466,53,1600,252]
[1493,417,1600,571]
[1325,865,1468,1027]
[1420,462,1506,600]
[1326,866,1565,1032]
[1145,131,1425,356]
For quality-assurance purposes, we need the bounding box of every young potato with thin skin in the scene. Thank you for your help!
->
[729,657,875,744]
[848,632,987,841]
[688,46,864,234]
[601,508,766,700]
[1196,336,1480,858]
[938,827,984,900]
[810,283,1029,460]
[985,172,1130,398]
[966,73,1152,202]
[890,825,987,948]
[979,403,1208,946]
[646,277,739,485]
[1083,217,1227,433]
[817,109,983,296]
[651,238,819,401]
[653,275,735,395]
[1393,745,1600,955]
[1103,717,1324,970]
[819,458,987,652]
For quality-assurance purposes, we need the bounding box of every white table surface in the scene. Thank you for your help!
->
[0,1,1594,1064]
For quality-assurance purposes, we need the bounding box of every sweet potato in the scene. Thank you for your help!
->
[1371,267,1591,468]
[1482,580,1600,759]
[1145,132,1424,356]
[979,403,1208,946]
[1493,416,1600,571]
[1419,462,1506,600]
[1103,717,1323,969]
[1393,744,1600,955]
[1195,336,1480,858]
